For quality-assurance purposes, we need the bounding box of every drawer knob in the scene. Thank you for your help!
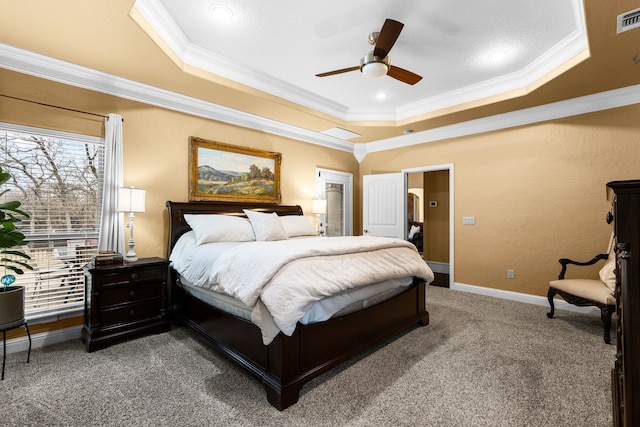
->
[129,272,138,280]
[129,310,135,318]
[129,290,135,298]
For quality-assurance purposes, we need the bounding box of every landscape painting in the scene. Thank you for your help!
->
[188,136,281,203]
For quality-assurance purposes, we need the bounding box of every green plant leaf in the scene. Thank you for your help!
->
[1,249,31,260]
[0,264,25,275]
[0,258,33,271]
[0,171,9,186]
[0,166,32,273]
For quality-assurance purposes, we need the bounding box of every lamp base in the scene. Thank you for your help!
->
[124,254,138,263]
[124,237,137,263]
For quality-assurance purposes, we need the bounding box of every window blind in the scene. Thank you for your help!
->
[0,124,104,318]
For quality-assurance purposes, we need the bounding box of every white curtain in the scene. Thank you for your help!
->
[98,113,124,254]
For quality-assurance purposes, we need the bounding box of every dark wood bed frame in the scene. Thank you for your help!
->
[166,200,429,410]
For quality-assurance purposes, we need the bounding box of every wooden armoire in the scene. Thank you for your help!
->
[607,180,640,427]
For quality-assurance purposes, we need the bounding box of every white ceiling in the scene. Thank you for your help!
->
[133,0,586,124]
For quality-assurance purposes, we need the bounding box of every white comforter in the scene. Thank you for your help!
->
[171,234,434,344]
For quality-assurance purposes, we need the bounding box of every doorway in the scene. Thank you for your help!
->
[316,168,353,236]
[403,164,454,288]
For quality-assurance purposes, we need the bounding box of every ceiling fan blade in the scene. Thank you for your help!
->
[315,66,360,77]
[373,19,404,58]
[387,66,423,85]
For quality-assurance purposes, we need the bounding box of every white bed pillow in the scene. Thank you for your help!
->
[279,215,317,237]
[408,224,421,239]
[184,214,255,245]
[243,209,289,241]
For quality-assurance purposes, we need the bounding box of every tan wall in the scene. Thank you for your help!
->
[1,69,360,260]
[424,170,450,263]
[360,104,640,296]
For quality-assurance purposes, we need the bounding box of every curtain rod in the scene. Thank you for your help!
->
[0,93,122,121]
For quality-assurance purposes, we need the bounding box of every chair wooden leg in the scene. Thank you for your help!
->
[546,288,556,319]
[601,305,614,344]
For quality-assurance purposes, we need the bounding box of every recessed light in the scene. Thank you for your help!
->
[488,51,506,62]
[375,92,388,100]
[210,4,233,20]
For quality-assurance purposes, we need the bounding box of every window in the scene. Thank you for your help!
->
[0,123,104,319]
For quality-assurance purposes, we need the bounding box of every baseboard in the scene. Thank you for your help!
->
[450,282,600,315]
[4,325,83,356]
[426,261,449,274]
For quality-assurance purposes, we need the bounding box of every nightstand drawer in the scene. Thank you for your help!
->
[100,299,162,328]
[99,267,164,287]
[100,282,160,307]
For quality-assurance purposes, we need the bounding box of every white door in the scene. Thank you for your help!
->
[316,168,353,236]
[363,173,405,238]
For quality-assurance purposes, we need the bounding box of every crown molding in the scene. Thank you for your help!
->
[132,0,588,123]
[364,84,640,154]
[0,43,353,153]
[1,42,639,164]
[131,0,350,120]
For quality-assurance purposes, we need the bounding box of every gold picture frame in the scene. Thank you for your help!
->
[188,136,282,203]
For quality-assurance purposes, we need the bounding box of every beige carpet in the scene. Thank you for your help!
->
[0,286,615,426]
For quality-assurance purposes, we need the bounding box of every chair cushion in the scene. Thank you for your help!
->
[599,256,616,292]
[549,278,615,305]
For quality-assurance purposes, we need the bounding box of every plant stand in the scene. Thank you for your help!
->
[0,286,31,380]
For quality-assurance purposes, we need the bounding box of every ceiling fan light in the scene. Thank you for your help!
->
[362,62,388,79]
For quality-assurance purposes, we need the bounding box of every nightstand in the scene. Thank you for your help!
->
[81,257,170,352]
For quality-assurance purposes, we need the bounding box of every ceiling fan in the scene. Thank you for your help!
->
[315,19,422,85]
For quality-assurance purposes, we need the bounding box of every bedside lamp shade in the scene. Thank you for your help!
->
[312,198,327,236]
[118,187,146,213]
[312,199,327,215]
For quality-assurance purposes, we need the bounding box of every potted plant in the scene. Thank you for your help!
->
[0,166,32,328]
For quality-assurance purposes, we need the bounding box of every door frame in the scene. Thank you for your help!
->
[316,168,353,236]
[402,163,454,287]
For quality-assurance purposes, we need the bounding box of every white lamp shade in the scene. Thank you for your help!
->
[312,199,327,214]
[118,187,146,213]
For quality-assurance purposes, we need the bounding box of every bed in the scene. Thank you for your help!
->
[166,200,433,410]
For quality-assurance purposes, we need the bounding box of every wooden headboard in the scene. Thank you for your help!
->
[165,201,303,257]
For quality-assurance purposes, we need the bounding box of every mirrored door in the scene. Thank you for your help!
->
[316,168,353,236]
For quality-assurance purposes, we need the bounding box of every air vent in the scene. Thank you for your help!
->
[617,8,640,33]
[320,127,361,140]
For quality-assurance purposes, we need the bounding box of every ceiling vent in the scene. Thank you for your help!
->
[321,127,361,140]
[617,8,640,33]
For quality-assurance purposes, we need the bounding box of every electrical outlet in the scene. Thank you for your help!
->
[463,216,475,225]
[507,269,515,279]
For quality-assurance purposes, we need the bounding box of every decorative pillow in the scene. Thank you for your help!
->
[408,224,421,240]
[599,257,616,292]
[184,214,255,245]
[279,215,317,237]
[243,209,289,241]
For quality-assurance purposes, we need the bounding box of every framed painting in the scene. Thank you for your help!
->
[188,137,282,203]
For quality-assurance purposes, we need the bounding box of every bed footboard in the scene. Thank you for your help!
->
[170,275,428,410]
